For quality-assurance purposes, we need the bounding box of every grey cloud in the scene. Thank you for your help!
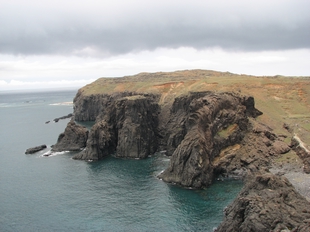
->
[1,0,310,56]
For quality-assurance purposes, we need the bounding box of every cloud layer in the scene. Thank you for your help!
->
[1,0,310,90]
[1,0,310,56]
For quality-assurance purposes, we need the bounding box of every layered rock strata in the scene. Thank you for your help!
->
[216,172,310,232]
[158,92,262,188]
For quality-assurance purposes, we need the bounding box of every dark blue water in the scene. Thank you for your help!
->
[0,90,242,232]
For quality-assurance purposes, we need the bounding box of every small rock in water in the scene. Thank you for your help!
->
[25,145,47,154]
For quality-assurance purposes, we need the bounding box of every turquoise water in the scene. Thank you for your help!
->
[0,90,243,232]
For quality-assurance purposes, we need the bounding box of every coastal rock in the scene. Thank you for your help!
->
[213,120,289,178]
[51,120,88,152]
[159,92,256,188]
[216,172,310,232]
[25,144,47,154]
[73,94,160,160]
[72,120,116,160]
[53,113,73,123]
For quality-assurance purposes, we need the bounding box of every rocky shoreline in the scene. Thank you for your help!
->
[43,89,310,231]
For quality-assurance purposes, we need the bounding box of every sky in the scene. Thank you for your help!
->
[0,0,310,90]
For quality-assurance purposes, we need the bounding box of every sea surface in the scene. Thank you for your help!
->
[0,90,243,232]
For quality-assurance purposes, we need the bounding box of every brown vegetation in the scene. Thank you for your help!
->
[78,69,310,153]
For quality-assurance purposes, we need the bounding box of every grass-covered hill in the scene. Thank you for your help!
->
[78,69,310,155]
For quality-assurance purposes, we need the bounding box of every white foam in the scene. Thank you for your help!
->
[41,150,70,157]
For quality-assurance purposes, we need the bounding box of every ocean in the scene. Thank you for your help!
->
[0,90,243,232]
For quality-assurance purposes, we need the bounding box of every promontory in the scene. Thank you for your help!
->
[52,70,310,231]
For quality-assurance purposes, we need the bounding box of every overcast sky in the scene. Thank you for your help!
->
[1,0,309,90]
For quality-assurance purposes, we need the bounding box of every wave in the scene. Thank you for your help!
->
[41,150,70,157]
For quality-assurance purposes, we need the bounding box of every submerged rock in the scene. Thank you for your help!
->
[25,144,47,154]
[53,113,73,123]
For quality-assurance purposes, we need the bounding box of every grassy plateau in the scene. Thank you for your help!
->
[78,69,310,156]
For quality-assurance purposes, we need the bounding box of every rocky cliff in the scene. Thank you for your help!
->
[72,93,160,160]
[66,90,295,190]
[49,70,310,231]
[51,120,89,152]
[53,88,310,231]
[216,172,310,232]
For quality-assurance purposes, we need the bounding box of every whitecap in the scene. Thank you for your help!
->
[41,150,70,157]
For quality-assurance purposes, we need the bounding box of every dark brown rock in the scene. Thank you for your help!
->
[273,140,290,154]
[159,92,256,188]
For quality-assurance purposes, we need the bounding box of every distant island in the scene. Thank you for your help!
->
[51,70,310,231]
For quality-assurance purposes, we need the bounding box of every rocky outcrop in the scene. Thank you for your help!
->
[291,135,310,173]
[72,120,117,160]
[53,113,73,123]
[25,144,47,154]
[158,92,262,188]
[73,94,160,160]
[73,91,157,122]
[213,121,291,178]
[73,91,109,121]
[51,120,89,152]
[216,172,310,232]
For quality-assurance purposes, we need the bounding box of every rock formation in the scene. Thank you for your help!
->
[51,120,89,152]
[216,172,310,232]
[25,144,47,154]
[72,93,160,160]
[46,70,310,231]
[52,87,310,231]
[158,92,262,188]
[53,113,73,123]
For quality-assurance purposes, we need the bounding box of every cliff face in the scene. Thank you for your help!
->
[216,172,310,232]
[72,93,160,160]
[54,85,310,231]
[158,92,262,188]
[69,90,287,189]
[52,120,88,152]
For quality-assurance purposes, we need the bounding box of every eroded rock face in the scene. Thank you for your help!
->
[158,92,259,188]
[73,94,160,160]
[51,120,89,152]
[216,172,310,232]
[72,120,116,160]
